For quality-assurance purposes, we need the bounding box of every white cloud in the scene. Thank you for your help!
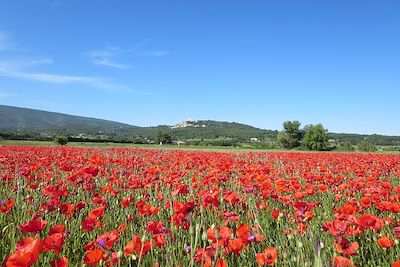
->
[92,58,131,69]
[0,57,53,70]
[86,47,131,69]
[138,50,169,57]
[0,65,124,91]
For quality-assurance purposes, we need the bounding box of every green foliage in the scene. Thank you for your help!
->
[337,141,355,151]
[303,124,329,151]
[54,135,69,145]
[156,131,172,144]
[278,120,303,149]
[357,140,377,152]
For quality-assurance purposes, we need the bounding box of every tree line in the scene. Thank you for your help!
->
[277,120,378,152]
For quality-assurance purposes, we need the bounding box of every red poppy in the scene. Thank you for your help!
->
[334,237,359,255]
[121,197,134,208]
[83,249,105,266]
[227,238,244,255]
[392,260,400,267]
[236,224,252,243]
[215,258,227,267]
[357,214,381,229]
[124,235,151,256]
[81,217,101,232]
[378,237,394,248]
[88,205,106,219]
[256,247,278,266]
[19,220,47,234]
[60,204,75,216]
[4,237,41,267]
[332,256,354,267]
[153,234,167,248]
[42,233,64,255]
[49,224,65,235]
[50,257,68,267]
[271,209,280,220]
[0,199,15,215]
[359,197,372,208]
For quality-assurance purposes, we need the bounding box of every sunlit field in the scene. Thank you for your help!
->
[1,145,400,266]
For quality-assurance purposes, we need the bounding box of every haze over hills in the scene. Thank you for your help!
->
[0,105,399,146]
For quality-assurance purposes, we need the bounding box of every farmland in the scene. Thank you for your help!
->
[1,146,400,266]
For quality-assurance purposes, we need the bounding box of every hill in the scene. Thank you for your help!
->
[0,105,399,147]
[0,105,137,139]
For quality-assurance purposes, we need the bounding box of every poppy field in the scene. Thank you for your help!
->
[1,145,400,266]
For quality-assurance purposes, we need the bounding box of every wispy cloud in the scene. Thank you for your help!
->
[86,47,131,69]
[0,57,53,70]
[138,50,169,57]
[0,67,124,91]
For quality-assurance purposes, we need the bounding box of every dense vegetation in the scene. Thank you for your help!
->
[1,105,399,151]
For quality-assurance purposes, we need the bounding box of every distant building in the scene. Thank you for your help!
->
[173,140,186,146]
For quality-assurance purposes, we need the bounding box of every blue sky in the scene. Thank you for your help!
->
[0,0,399,135]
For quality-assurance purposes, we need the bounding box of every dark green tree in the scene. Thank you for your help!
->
[277,120,303,149]
[156,131,172,145]
[358,140,377,152]
[54,135,69,145]
[303,124,329,151]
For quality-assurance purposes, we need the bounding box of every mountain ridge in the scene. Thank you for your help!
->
[0,105,399,146]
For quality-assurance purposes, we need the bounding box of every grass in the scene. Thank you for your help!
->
[1,139,399,154]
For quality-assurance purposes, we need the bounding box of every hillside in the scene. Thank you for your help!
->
[132,120,277,142]
[0,105,399,146]
[0,105,137,138]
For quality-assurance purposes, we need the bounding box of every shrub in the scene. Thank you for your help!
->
[54,135,69,145]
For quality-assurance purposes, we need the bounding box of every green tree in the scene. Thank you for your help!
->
[337,141,355,151]
[357,140,377,152]
[54,135,69,145]
[303,124,329,151]
[156,131,172,145]
[277,120,303,149]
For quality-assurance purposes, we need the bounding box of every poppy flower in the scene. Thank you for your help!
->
[60,203,75,216]
[4,237,41,267]
[256,247,278,266]
[236,224,252,244]
[121,197,134,208]
[42,233,64,255]
[332,256,354,267]
[19,220,47,234]
[334,237,359,255]
[81,217,101,232]
[377,237,394,248]
[49,224,65,235]
[357,214,381,229]
[392,260,400,267]
[227,238,244,255]
[271,209,280,220]
[50,257,68,267]
[83,249,105,266]
[153,234,167,248]
[215,258,227,267]
[359,197,372,208]
[0,199,15,215]
[124,235,151,256]
[219,227,232,240]
[88,205,106,219]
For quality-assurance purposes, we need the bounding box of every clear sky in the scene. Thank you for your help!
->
[0,1,399,135]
